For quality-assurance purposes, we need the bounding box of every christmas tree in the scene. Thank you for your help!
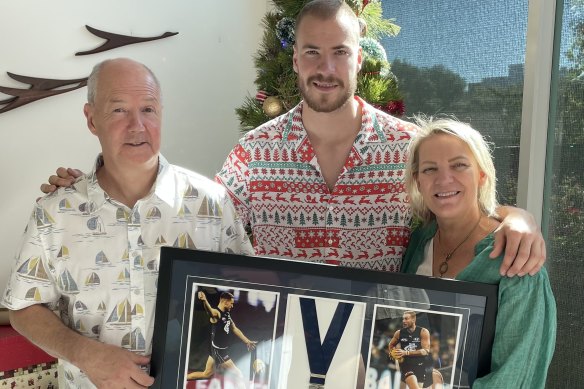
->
[236,0,404,132]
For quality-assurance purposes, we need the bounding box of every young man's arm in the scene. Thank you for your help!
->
[198,292,220,322]
[493,205,546,277]
[10,305,154,389]
[231,320,256,351]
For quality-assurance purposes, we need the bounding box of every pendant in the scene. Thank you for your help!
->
[439,261,449,275]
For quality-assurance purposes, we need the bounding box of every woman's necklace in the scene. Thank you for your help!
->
[436,216,482,278]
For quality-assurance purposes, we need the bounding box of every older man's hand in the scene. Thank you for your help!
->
[77,342,155,389]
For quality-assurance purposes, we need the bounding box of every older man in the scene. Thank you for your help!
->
[3,58,253,389]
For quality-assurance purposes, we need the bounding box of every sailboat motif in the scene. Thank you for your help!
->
[106,299,132,324]
[122,328,146,351]
[121,249,129,262]
[87,216,106,235]
[146,260,158,271]
[78,201,96,214]
[146,206,161,220]
[137,235,145,246]
[97,301,107,312]
[74,300,89,312]
[183,184,199,199]
[75,319,86,332]
[155,235,167,245]
[35,208,55,229]
[59,199,73,211]
[57,245,70,259]
[64,369,75,382]
[173,232,196,249]
[116,207,130,222]
[85,272,100,286]
[117,268,130,282]
[95,251,110,265]
[198,196,222,218]
[58,269,79,293]
[129,211,141,226]
[133,255,144,268]
[4,288,12,305]
[131,304,144,316]
[91,325,101,335]
[177,204,191,218]
[17,257,50,282]
[25,287,41,301]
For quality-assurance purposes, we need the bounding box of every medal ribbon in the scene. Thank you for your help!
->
[299,297,354,386]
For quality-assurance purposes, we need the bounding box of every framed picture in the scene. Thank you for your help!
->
[151,247,498,389]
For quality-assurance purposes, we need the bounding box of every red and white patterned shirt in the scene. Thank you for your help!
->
[216,97,416,271]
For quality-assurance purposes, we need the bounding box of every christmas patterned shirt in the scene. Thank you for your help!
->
[2,154,253,388]
[216,97,416,271]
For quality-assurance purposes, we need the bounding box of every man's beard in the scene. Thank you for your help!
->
[298,74,356,113]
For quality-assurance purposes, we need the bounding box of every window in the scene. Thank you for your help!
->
[543,0,584,386]
[381,0,583,386]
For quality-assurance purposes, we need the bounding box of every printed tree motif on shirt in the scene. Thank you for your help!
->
[287,212,293,225]
[354,215,361,227]
[327,213,333,226]
[341,214,347,227]
[274,211,280,224]
[393,151,400,163]
[368,214,375,226]
[375,151,382,164]
[300,213,306,226]
[312,212,318,226]
[382,212,388,225]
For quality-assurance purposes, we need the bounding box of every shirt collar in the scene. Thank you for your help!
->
[86,153,175,213]
[280,96,384,166]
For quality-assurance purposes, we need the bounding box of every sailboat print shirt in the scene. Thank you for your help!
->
[2,154,253,388]
[216,97,416,271]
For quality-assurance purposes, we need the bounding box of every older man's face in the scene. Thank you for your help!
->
[85,60,162,172]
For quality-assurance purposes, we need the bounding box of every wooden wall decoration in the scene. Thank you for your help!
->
[76,25,179,56]
[0,27,178,115]
[0,74,87,114]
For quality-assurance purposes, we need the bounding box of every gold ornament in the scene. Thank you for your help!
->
[263,96,284,117]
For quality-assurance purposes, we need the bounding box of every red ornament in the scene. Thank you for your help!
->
[372,100,406,117]
[255,90,268,103]
[386,100,405,116]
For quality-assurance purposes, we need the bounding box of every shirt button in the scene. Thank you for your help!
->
[328,239,333,245]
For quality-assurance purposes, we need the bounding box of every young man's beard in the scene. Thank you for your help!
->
[298,75,356,113]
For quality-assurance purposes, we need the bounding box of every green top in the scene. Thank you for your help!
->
[402,222,556,389]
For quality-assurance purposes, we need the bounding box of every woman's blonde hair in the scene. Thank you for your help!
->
[405,116,499,224]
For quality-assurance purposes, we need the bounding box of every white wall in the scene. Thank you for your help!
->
[0,0,268,298]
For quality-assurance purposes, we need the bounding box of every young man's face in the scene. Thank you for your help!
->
[293,12,362,113]
[223,298,235,311]
[402,313,415,328]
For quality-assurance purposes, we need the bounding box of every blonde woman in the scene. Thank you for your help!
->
[402,118,556,388]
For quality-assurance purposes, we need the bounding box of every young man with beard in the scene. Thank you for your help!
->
[214,0,546,275]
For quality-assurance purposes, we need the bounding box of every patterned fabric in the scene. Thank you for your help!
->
[402,222,556,388]
[0,362,58,388]
[217,97,417,271]
[2,155,253,388]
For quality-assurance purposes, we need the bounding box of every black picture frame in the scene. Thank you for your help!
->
[151,247,498,389]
